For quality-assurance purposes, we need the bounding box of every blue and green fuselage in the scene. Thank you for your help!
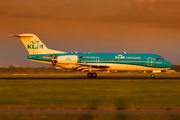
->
[28,53,173,72]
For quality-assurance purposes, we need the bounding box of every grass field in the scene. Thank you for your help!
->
[1,114,180,120]
[0,78,180,110]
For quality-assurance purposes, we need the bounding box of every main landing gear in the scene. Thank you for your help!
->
[87,72,97,78]
[87,66,97,78]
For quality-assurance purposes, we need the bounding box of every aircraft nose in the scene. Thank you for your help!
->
[166,61,173,68]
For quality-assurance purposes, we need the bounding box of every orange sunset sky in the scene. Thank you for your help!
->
[0,0,180,67]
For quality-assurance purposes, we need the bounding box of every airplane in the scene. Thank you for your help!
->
[11,33,173,78]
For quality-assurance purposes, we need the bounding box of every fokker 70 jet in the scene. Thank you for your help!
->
[11,33,173,78]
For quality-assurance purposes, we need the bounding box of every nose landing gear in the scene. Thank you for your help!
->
[87,72,97,78]
[151,74,155,78]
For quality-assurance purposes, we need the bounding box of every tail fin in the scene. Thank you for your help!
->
[10,33,66,54]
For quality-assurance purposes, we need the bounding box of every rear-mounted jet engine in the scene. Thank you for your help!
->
[51,55,79,65]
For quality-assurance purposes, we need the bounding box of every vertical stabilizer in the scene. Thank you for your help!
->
[11,33,66,54]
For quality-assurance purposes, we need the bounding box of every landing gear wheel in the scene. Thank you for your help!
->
[92,73,97,78]
[87,73,97,78]
[151,74,155,78]
[87,73,93,78]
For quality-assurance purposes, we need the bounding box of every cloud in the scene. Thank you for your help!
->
[132,0,156,2]
[13,13,54,19]
[0,0,74,20]
[1,0,180,29]
[0,11,71,21]
[99,0,180,29]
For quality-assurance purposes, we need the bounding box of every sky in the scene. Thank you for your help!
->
[0,0,180,67]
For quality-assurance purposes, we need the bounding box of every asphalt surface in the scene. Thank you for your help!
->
[1,77,180,79]
[0,110,180,114]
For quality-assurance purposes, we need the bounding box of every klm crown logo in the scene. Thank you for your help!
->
[27,39,43,49]
[115,54,125,59]
[65,57,71,61]
[31,40,39,44]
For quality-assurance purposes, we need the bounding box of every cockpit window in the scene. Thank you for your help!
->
[156,58,165,61]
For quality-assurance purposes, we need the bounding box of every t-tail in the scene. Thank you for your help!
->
[10,33,66,54]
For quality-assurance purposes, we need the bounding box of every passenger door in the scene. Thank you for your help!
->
[147,57,152,66]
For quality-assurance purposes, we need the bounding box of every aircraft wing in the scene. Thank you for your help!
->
[78,63,110,68]
[73,63,110,71]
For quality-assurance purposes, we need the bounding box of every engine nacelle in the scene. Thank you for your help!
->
[57,55,79,63]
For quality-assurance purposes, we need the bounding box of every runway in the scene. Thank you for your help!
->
[1,77,180,79]
[0,110,180,114]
